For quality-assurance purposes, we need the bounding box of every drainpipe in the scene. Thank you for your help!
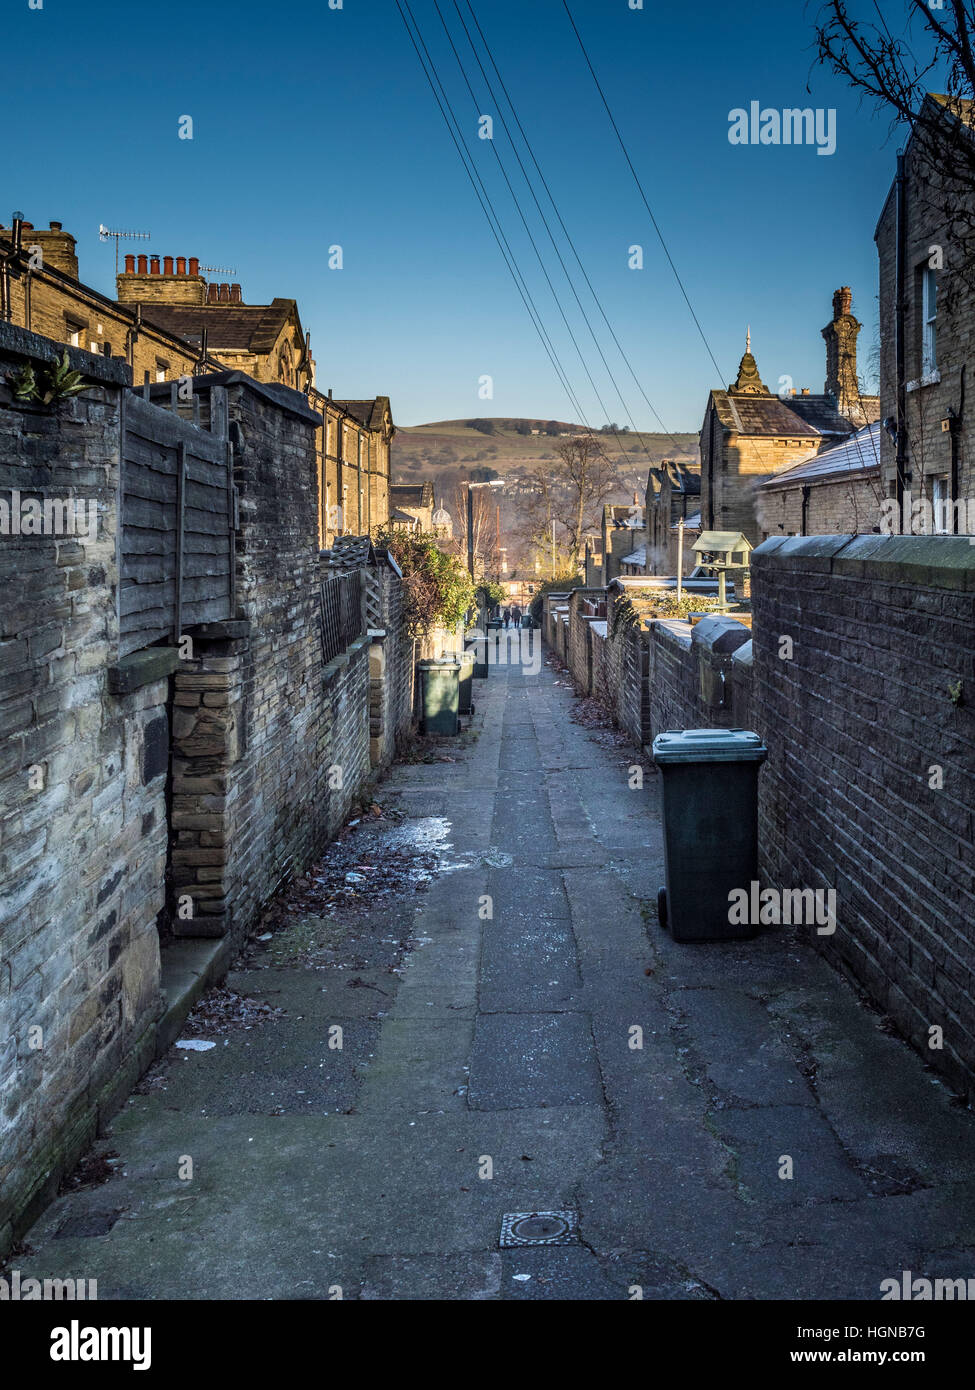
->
[895,151,908,524]
[800,485,810,537]
[950,366,964,533]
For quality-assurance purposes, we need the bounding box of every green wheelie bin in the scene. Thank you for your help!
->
[652,728,767,942]
[417,658,461,735]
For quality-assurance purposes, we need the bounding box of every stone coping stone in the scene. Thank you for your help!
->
[732,638,754,667]
[649,617,693,650]
[108,647,181,694]
[323,634,371,685]
[691,614,752,654]
[0,320,132,387]
[753,532,975,590]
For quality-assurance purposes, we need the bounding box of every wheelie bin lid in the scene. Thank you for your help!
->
[652,728,767,765]
[417,658,461,670]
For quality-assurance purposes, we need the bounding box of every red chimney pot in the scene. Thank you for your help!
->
[230,284,242,303]
[137,254,148,274]
[218,282,230,302]
[124,254,136,273]
[188,257,199,276]
[163,255,173,275]
[149,255,160,275]
[176,256,186,275]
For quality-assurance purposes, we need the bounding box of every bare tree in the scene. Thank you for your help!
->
[513,434,615,567]
[815,1,975,300]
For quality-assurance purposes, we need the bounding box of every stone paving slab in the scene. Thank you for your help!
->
[468,1012,603,1110]
[12,643,975,1301]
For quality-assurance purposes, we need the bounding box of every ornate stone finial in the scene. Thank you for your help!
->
[729,331,770,395]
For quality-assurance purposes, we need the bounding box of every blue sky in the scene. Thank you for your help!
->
[4,0,911,430]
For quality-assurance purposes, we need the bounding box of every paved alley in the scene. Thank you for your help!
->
[15,634,975,1300]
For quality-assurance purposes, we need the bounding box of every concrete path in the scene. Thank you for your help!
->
[15,633,975,1299]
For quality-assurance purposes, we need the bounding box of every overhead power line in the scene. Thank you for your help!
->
[430,0,641,465]
[394,0,597,438]
[458,0,688,455]
[561,0,727,385]
[440,0,669,467]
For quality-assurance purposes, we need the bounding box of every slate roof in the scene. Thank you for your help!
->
[391,482,434,508]
[647,462,701,495]
[139,299,299,354]
[711,389,822,438]
[709,343,863,440]
[759,421,881,489]
[621,547,647,567]
[334,397,391,430]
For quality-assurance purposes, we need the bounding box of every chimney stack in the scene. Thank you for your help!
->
[822,285,861,419]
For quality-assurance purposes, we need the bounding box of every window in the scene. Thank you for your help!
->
[932,475,951,534]
[65,318,85,347]
[922,266,937,375]
[155,359,169,382]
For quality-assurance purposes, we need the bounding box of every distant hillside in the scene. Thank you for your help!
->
[391,418,698,498]
[390,417,699,574]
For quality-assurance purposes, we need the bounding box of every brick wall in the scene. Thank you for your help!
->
[753,534,975,1099]
[0,325,168,1252]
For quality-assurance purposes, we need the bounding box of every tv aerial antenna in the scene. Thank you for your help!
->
[99,225,151,276]
[200,264,238,279]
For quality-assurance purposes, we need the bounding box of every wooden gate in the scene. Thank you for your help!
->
[119,388,236,656]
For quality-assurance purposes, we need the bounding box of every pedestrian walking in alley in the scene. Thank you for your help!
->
[502,606,511,628]
[511,603,522,628]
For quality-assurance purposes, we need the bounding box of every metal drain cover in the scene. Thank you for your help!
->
[500,1210,578,1247]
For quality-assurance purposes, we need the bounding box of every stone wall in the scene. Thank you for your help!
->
[0,325,169,1253]
[368,567,415,769]
[170,377,375,940]
[756,471,884,541]
[752,535,975,1099]
[876,127,975,511]
[0,333,409,1253]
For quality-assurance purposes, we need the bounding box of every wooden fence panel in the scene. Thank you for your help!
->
[120,391,236,656]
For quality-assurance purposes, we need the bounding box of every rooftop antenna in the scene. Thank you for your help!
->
[99,224,151,277]
[200,264,238,278]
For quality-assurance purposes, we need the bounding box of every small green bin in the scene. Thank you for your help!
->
[466,631,488,680]
[417,658,461,735]
[456,650,476,714]
[652,728,767,942]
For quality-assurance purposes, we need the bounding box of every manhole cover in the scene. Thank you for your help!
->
[500,1210,578,1247]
